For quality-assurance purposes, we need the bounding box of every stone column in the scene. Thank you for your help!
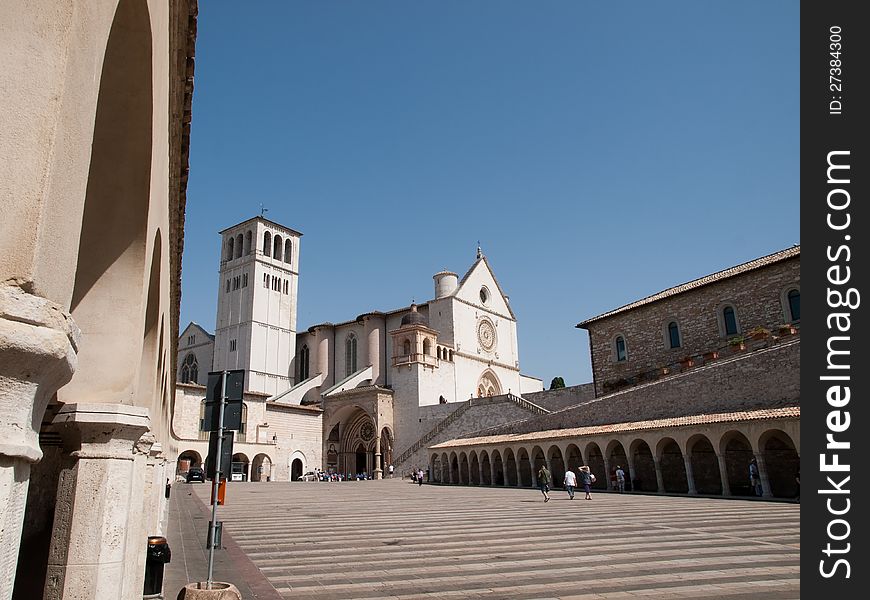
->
[653,458,666,493]
[755,452,773,498]
[626,458,637,492]
[44,403,150,600]
[683,454,697,495]
[716,454,731,496]
[515,460,522,488]
[0,287,79,600]
[490,460,496,487]
[602,455,612,490]
[365,316,383,386]
[373,434,382,480]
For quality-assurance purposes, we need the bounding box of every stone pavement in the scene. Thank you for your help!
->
[175,479,799,599]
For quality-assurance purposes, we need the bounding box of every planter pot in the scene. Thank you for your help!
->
[680,358,695,368]
[779,325,797,336]
[660,367,670,376]
[703,351,719,361]
[729,342,746,352]
[177,582,242,600]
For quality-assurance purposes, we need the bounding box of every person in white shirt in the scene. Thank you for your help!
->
[615,466,626,493]
[564,468,578,500]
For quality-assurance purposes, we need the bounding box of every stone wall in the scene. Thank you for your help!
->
[583,255,799,396]
[468,338,799,437]
[523,383,596,412]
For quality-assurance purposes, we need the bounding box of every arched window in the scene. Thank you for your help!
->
[345,333,358,375]
[423,338,431,356]
[235,233,243,259]
[615,335,627,362]
[787,289,800,322]
[273,234,283,261]
[263,231,272,257]
[449,349,454,361]
[244,230,252,255]
[284,239,292,263]
[226,237,234,261]
[299,344,310,381]
[723,306,738,335]
[403,339,411,356]
[667,321,681,349]
[180,353,198,384]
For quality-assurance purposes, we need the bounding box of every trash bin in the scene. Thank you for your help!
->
[143,535,171,598]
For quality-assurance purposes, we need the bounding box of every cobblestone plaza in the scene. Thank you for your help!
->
[175,479,799,599]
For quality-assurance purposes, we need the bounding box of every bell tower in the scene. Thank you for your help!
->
[213,216,302,396]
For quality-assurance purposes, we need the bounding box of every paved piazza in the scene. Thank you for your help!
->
[192,479,799,599]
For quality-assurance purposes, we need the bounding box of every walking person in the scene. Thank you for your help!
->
[579,465,594,500]
[563,468,577,500]
[417,468,424,486]
[388,464,394,478]
[537,464,551,502]
[749,458,762,496]
[615,465,626,493]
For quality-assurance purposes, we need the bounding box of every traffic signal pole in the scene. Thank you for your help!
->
[206,370,227,589]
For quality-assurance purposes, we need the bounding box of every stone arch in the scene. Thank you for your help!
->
[284,238,292,263]
[290,455,304,481]
[379,426,394,472]
[469,452,480,485]
[336,408,376,475]
[449,452,459,484]
[440,452,449,483]
[687,434,721,495]
[177,450,202,475]
[629,439,656,492]
[531,445,546,481]
[480,450,492,485]
[606,439,628,489]
[251,453,272,482]
[244,230,252,255]
[584,442,606,489]
[517,447,532,487]
[548,445,565,489]
[61,0,153,408]
[719,430,754,496]
[477,370,501,398]
[431,453,442,483]
[656,437,688,493]
[759,429,799,498]
[235,233,243,259]
[503,448,518,486]
[226,236,235,261]
[231,453,250,482]
[565,444,582,473]
[402,338,411,356]
[423,338,432,356]
[490,450,503,486]
[137,231,162,412]
[263,231,272,257]
[459,452,469,484]
[273,234,283,261]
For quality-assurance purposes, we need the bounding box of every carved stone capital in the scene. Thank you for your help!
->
[53,403,150,460]
[0,286,80,463]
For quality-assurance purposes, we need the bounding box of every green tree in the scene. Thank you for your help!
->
[549,376,565,390]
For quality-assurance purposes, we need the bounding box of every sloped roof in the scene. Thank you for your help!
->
[576,245,800,328]
[457,255,516,320]
[431,406,800,448]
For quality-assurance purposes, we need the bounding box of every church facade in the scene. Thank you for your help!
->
[174,216,543,480]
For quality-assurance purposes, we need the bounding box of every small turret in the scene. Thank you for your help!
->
[433,271,458,299]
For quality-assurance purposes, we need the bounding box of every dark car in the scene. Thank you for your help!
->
[186,467,205,483]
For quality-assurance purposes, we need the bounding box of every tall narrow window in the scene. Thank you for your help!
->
[787,289,800,322]
[284,239,292,263]
[299,344,310,380]
[230,339,237,352]
[273,234,283,261]
[615,335,627,362]
[181,353,198,383]
[226,237,234,261]
[225,279,230,293]
[242,273,248,287]
[423,338,431,356]
[263,231,272,257]
[403,339,411,356]
[668,322,681,348]
[245,230,252,255]
[723,306,738,335]
[235,233,243,259]
[345,334,358,375]
[263,273,269,288]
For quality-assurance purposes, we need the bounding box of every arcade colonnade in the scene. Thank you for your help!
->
[430,407,800,499]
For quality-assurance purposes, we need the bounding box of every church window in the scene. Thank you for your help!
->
[244,230,252,255]
[667,321,681,349]
[230,339,237,352]
[423,338,431,356]
[449,349,454,361]
[284,239,292,263]
[263,231,272,257]
[263,273,269,288]
[615,335,627,362]
[235,233,243,259]
[479,286,490,304]
[345,333,358,375]
[181,353,198,384]
[439,395,447,404]
[188,335,195,345]
[437,347,442,360]
[787,289,800,322]
[226,237,234,261]
[283,279,289,294]
[273,234,283,261]
[299,344,310,380]
[225,279,230,293]
[723,306,738,335]
[403,339,411,356]
[242,273,248,288]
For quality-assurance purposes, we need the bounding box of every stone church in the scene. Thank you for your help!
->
[174,216,544,481]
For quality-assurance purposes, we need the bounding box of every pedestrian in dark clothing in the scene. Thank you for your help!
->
[579,466,594,500]
[537,465,551,502]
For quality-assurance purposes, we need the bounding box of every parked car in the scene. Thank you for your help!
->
[297,471,317,482]
[186,467,205,483]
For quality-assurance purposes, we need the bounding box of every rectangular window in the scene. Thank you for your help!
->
[188,335,195,345]
[242,273,248,288]
[263,273,269,288]
[230,339,237,352]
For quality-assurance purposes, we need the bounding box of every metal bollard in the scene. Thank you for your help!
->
[143,535,171,598]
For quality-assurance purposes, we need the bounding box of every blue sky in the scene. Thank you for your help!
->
[180,1,799,386]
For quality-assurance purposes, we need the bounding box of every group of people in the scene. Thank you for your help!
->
[409,468,427,485]
[537,464,626,502]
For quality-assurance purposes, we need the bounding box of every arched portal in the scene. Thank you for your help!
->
[720,431,754,496]
[334,408,377,476]
[504,449,518,486]
[291,458,304,481]
[177,450,202,476]
[630,439,656,492]
[565,444,582,474]
[585,443,606,489]
[517,448,532,487]
[606,440,628,490]
[657,438,688,493]
[688,435,721,494]
[459,453,469,484]
[231,453,250,482]
[251,453,272,482]
[355,444,367,474]
[548,445,565,489]
[491,450,503,486]
[481,451,492,485]
[760,429,799,498]
[431,454,442,483]
[450,453,459,484]
[469,453,480,485]
[476,370,501,398]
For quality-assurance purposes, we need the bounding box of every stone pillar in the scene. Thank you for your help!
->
[490,460,496,487]
[365,316,383,386]
[373,434,382,479]
[44,403,151,600]
[626,458,637,492]
[653,458,666,493]
[515,460,522,488]
[716,454,731,496]
[683,454,697,495]
[0,287,79,600]
[602,455,612,490]
[755,452,773,498]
